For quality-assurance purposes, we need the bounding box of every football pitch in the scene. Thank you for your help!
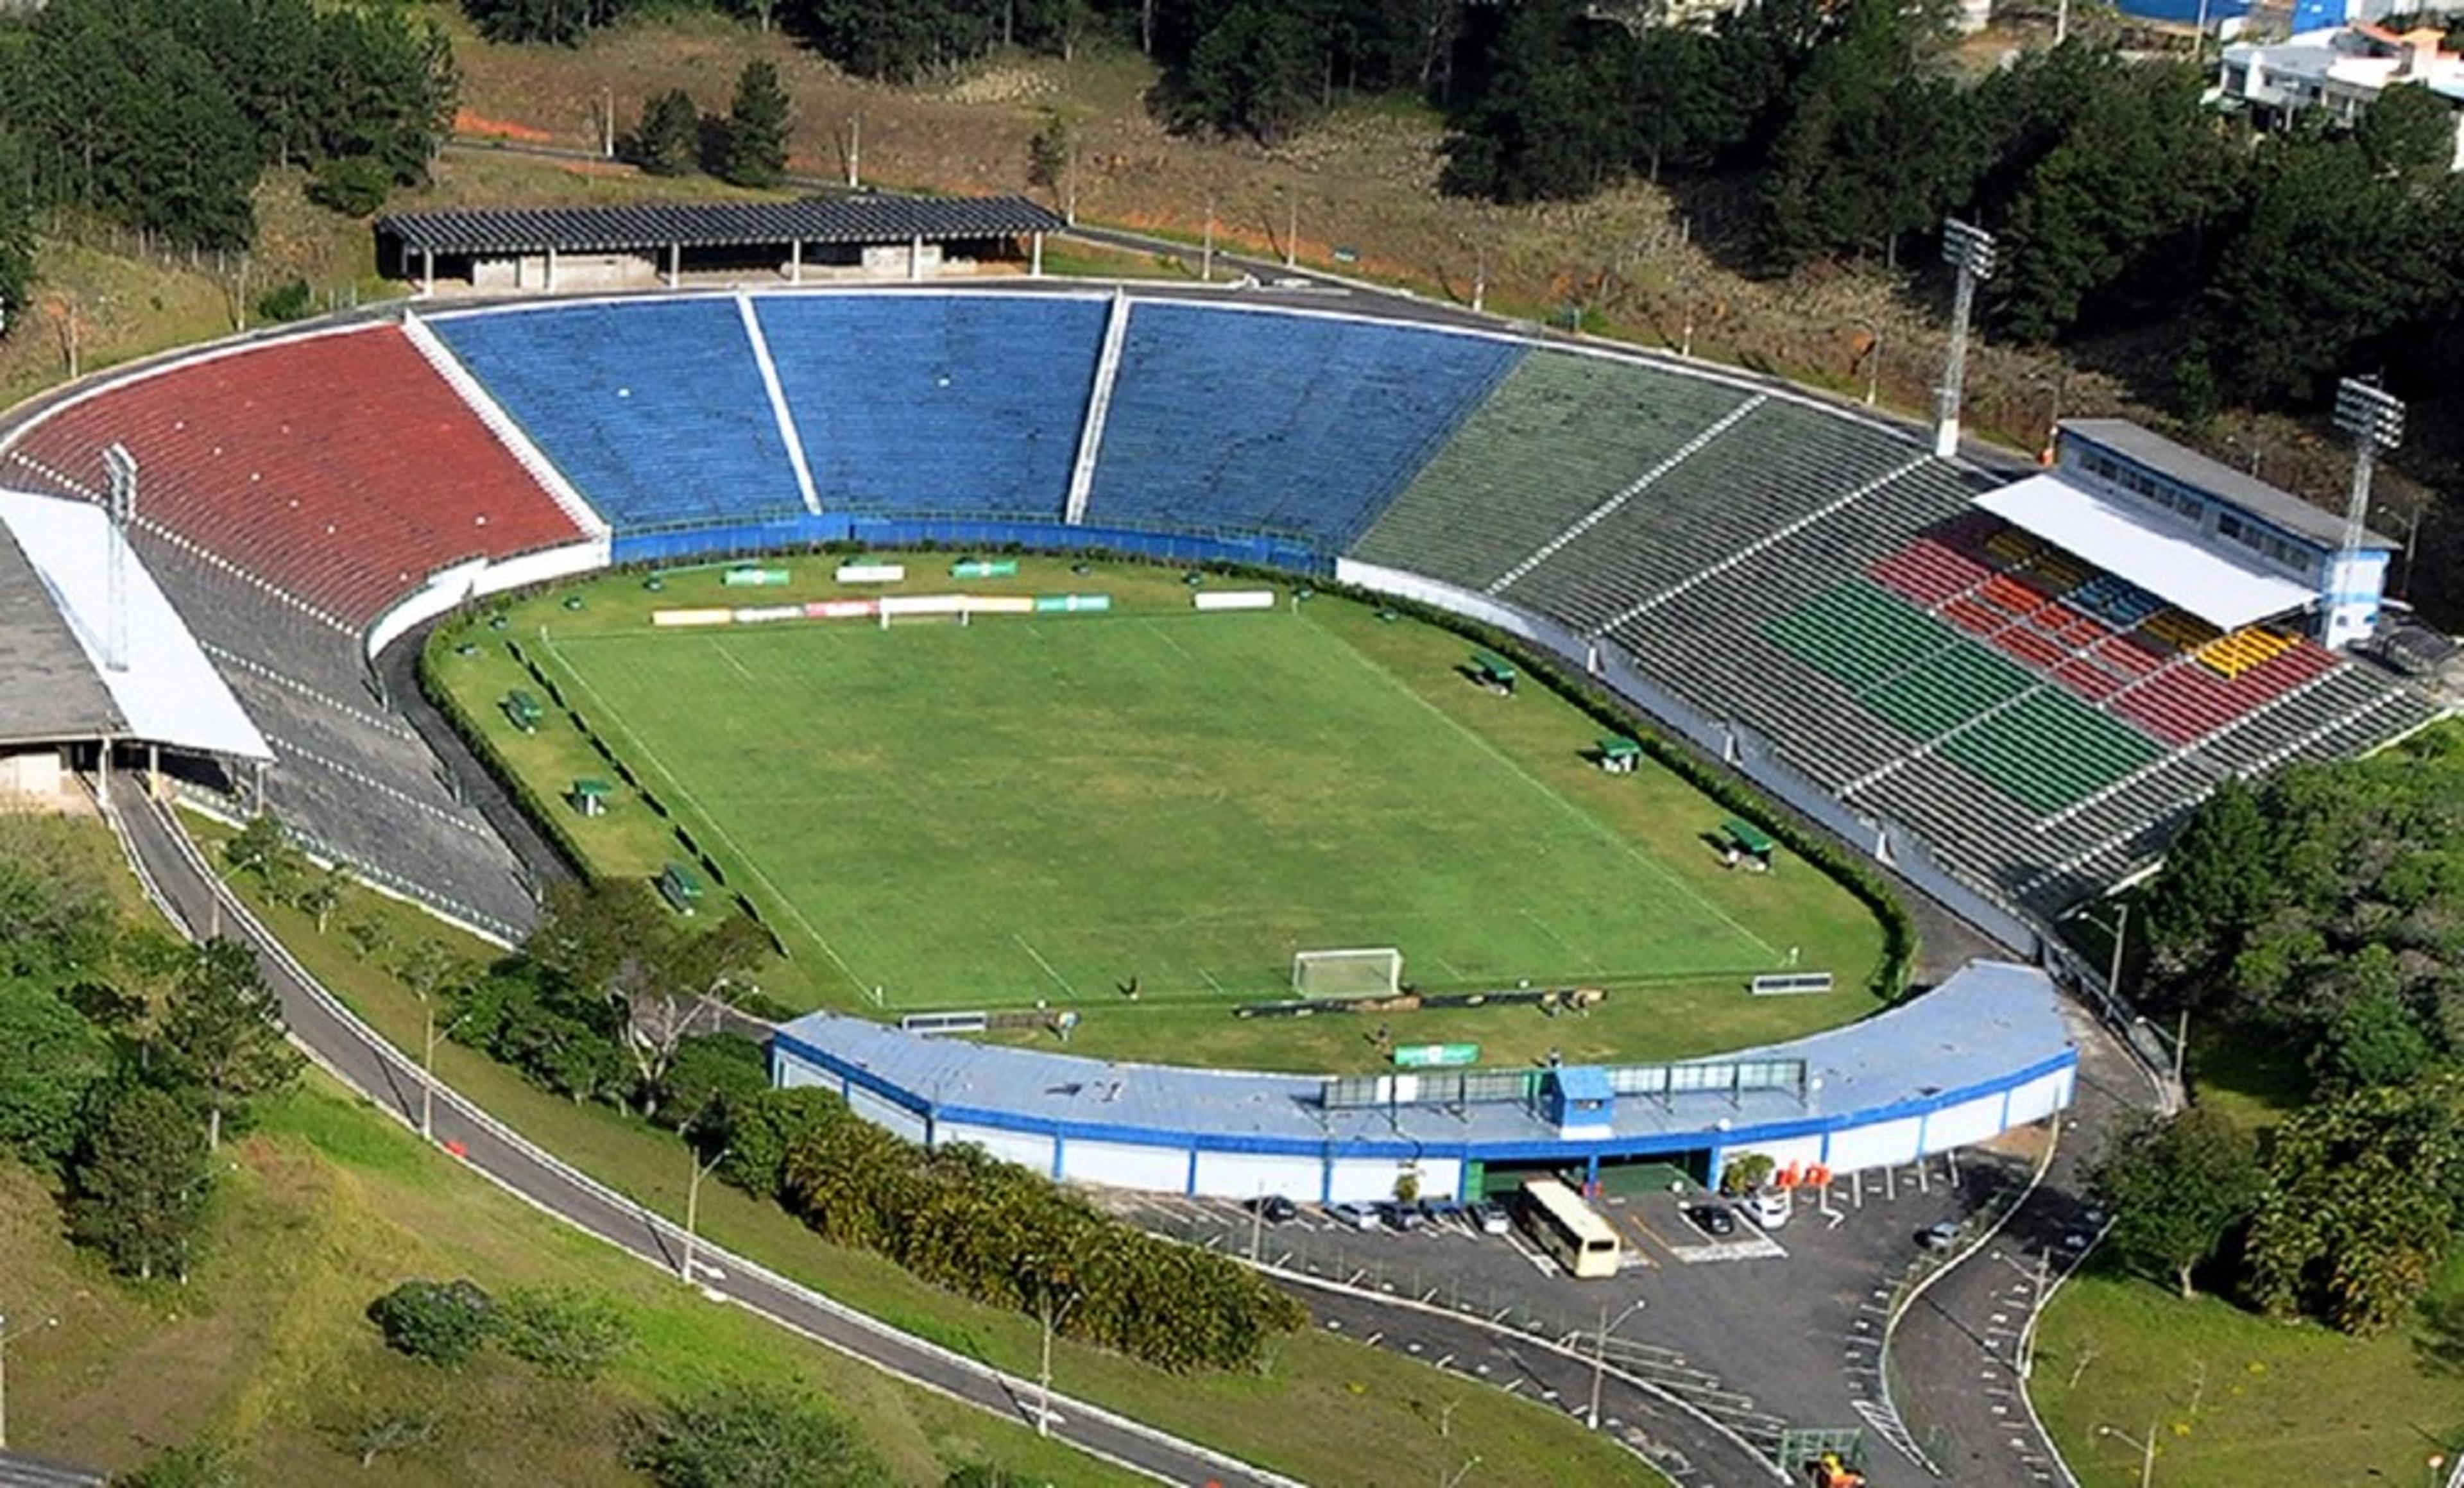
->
[533,606,1786,1011]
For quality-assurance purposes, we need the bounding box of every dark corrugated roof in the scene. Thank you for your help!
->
[375,194,1066,255]
[2062,418,2397,551]
[0,520,123,746]
[0,1447,109,1487]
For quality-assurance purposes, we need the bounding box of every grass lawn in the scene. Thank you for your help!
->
[1,1079,1145,1485]
[432,555,1887,1070]
[2032,1261,2464,1488]
[189,825,1672,1487]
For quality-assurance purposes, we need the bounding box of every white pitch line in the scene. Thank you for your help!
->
[1014,934,1080,998]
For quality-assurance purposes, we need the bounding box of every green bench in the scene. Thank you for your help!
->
[502,690,545,733]
[656,862,705,915]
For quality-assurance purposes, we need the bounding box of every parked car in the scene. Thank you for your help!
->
[1470,1201,1512,1236]
[1331,1201,1383,1231]
[1917,1220,1962,1252]
[1251,1194,1299,1224]
[1740,1188,1791,1230]
[1417,1198,1466,1226]
[1684,1203,1737,1239]
[1378,1200,1425,1231]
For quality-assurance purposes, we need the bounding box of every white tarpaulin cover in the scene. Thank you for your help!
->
[0,489,273,761]
[1974,474,2317,632]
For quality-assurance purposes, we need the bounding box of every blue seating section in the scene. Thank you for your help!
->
[756,295,1105,520]
[2069,573,2163,628]
[432,300,803,531]
[1085,305,1525,552]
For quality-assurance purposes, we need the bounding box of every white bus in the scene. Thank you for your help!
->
[1517,1177,1621,1279]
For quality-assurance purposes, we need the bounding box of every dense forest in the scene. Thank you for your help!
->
[0,0,456,327]
[2091,729,2464,1335]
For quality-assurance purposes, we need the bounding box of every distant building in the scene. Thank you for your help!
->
[2216,24,2464,167]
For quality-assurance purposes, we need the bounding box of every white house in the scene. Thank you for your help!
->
[2216,24,2464,167]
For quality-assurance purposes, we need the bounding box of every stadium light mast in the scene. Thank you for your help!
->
[2327,375,2404,649]
[1933,219,1998,461]
[102,443,138,674]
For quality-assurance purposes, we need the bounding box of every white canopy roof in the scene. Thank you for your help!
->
[1975,474,2318,632]
[0,490,273,761]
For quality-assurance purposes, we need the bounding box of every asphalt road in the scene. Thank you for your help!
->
[1885,1005,2157,1486]
[101,775,1296,1488]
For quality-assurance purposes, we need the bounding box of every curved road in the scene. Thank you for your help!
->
[101,775,1297,1488]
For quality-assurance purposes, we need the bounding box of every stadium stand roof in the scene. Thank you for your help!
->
[0,1447,108,1488]
[773,959,2074,1153]
[0,518,124,748]
[1977,474,2320,631]
[2060,417,2396,551]
[0,490,271,761]
[375,194,1067,257]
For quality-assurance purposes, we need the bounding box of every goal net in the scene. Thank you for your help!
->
[1292,948,1404,999]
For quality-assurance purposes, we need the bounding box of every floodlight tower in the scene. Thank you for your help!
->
[102,443,138,674]
[2327,375,2404,649]
[1933,219,1998,460]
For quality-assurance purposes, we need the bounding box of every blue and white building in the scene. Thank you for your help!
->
[769,960,2079,1203]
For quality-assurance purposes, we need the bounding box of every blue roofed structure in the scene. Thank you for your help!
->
[772,959,2078,1205]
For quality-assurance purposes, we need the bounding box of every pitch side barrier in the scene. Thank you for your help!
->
[606,514,1333,575]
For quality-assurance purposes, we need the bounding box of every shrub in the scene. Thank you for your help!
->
[498,1285,631,1381]
[626,1381,883,1488]
[252,277,315,324]
[367,1278,498,1367]
[305,153,391,216]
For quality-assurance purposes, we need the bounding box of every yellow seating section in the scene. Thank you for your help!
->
[2196,627,2298,680]
[2143,608,2222,654]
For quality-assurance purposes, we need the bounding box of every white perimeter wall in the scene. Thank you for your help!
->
[1193,1150,1324,1202]
[937,1122,1057,1176]
[1919,1091,2008,1155]
[364,537,611,660]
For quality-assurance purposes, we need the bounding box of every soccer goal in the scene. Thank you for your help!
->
[1292,947,1404,998]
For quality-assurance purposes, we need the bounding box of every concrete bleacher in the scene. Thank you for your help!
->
[756,294,1105,519]
[431,300,805,532]
[1494,397,1921,632]
[1349,351,1751,590]
[1084,304,1523,551]
[3,327,585,624]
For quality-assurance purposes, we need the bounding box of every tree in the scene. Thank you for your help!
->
[1719,1151,1776,1197]
[1027,107,1074,215]
[2357,81,2456,184]
[634,89,701,178]
[296,861,354,934]
[368,1278,500,1367]
[158,937,302,1151]
[223,812,302,902]
[0,979,110,1167]
[659,1032,770,1134]
[1177,1,1326,145]
[625,1381,884,1488]
[0,126,33,343]
[2087,1107,2263,1299]
[69,1084,213,1281]
[2140,776,2274,1002]
[720,60,791,188]
[498,1285,633,1380]
[0,812,116,982]
[2246,1073,2464,1334]
[331,1401,443,1470]
[461,0,636,46]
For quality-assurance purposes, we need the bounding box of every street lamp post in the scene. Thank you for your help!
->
[418,998,468,1143]
[2098,1421,2159,1488]
[1032,1279,1079,1439]
[0,1312,61,1451]
[1934,219,1999,459]
[680,1145,730,1285]
[1586,1297,1647,1430]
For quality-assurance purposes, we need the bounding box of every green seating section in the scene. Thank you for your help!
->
[1865,646,2035,740]
[1761,578,1960,690]
[1939,692,2165,816]
[1769,579,2165,813]
[1349,352,1750,591]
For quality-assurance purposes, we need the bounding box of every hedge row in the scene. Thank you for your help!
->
[723,1087,1306,1373]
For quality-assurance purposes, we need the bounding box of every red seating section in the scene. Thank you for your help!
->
[6,328,581,624]
[2112,642,2338,746]
[1867,521,2343,753]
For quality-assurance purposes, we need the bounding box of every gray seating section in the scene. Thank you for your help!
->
[1494,398,1923,633]
[1349,352,1752,591]
[130,529,536,939]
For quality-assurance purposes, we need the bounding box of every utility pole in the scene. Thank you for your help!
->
[1036,1286,1077,1438]
[418,999,466,1143]
[846,113,861,189]
[1202,195,1217,283]
[680,1145,730,1285]
[1935,219,1998,460]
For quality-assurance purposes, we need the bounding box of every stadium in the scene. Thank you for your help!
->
[0,261,2437,1202]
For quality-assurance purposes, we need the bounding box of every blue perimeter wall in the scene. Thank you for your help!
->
[609,515,1335,576]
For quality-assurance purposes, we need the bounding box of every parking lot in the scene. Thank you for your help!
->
[1100,1143,2035,1470]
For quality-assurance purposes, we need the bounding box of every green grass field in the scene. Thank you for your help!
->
[436,556,1888,1068]
[539,609,1776,1009]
